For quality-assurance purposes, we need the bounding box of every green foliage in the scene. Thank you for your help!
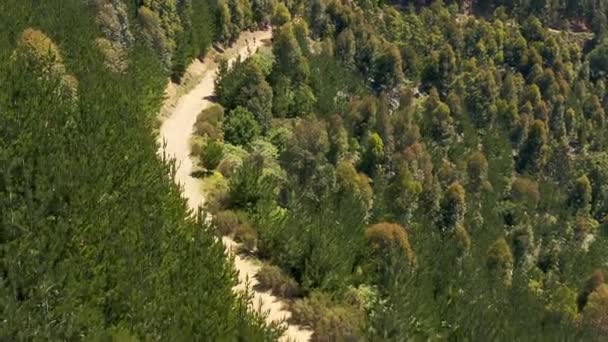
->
[487,237,514,284]
[138,5,172,68]
[228,155,274,209]
[589,40,608,79]
[224,106,261,145]
[216,57,273,130]
[360,132,384,174]
[255,188,367,293]
[570,174,593,211]
[517,119,548,174]
[439,182,467,233]
[227,1,608,339]
[280,118,329,184]
[336,160,373,207]
[18,0,606,339]
[0,1,279,339]
[272,23,309,85]
[201,141,225,170]
[272,2,291,26]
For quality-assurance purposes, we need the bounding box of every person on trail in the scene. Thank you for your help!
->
[253,37,256,44]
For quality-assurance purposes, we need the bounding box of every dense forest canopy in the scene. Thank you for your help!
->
[0,0,280,340]
[206,0,608,340]
[3,0,608,340]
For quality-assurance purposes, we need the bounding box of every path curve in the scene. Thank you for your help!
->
[158,29,312,342]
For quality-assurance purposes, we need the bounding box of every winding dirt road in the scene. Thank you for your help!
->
[158,30,312,342]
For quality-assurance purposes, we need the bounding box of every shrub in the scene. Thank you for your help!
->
[256,265,301,298]
[217,157,239,177]
[234,223,257,251]
[205,187,230,214]
[213,210,240,236]
[197,105,224,125]
[196,121,222,140]
[190,141,202,157]
[290,292,365,341]
[201,141,224,170]
[195,105,224,139]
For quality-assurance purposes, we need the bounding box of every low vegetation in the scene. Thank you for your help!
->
[256,265,301,298]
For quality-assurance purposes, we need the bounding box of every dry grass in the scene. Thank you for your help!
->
[256,265,301,298]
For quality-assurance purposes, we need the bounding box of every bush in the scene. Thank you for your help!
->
[201,141,224,170]
[217,157,239,177]
[290,292,365,341]
[190,140,202,157]
[195,105,224,139]
[234,223,257,251]
[196,121,222,140]
[256,265,301,298]
[213,210,240,236]
[205,187,230,214]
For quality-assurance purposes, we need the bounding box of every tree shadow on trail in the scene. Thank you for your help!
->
[190,169,212,178]
[203,95,218,102]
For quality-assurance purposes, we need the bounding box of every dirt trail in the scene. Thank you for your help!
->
[158,29,312,342]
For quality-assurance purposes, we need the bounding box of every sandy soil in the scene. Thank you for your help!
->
[157,29,313,342]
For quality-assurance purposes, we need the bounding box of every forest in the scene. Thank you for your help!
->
[2,0,608,341]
